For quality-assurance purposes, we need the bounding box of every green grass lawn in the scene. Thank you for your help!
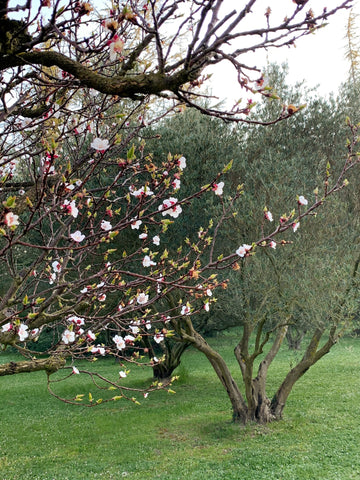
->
[1,334,360,480]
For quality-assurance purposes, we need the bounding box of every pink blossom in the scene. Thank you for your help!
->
[113,335,125,350]
[154,332,164,344]
[101,220,112,231]
[181,305,191,316]
[70,230,85,243]
[204,303,210,312]
[41,158,56,175]
[131,219,142,229]
[86,330,96,341]
[68,315,85,326]
[158,198,182,218]
[30,328,39,337]
[292,222,300,232]
[153,235,160,245]
[172,178,181,190]
[91,138,110,152]
[62,200,79,218]
[52,261,61,273]
[72,366,80,375]
[98,293,107,302]
[124,334,135,344]
[139,233,148,240]
[264,210,273,222]
[269,241,276,249]
[212,181,224,196]
[4,212,19,227]
[109,37,124,61]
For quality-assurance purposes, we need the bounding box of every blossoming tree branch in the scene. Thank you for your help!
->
[0,0,355,412]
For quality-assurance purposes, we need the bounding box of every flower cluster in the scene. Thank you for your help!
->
[158,197,182,218]
[236,244,252,258]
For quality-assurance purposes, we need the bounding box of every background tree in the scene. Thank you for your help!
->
[141,62,360,422]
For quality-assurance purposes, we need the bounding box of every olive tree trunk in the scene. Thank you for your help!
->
[271,325,337,418]
[234,323,288,423]
[173,314,340,424]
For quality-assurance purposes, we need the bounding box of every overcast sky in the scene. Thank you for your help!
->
[209,0,359,103]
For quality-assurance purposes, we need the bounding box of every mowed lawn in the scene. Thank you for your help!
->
[1,333,360,480]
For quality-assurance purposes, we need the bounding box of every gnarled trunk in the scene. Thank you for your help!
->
[175,314,339,424]
[197,338,248,424]
[178,324,248,423]
[234,324,288,423]
[271,325,337,418]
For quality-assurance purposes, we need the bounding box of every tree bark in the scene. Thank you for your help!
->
[179,324,248,423]
[0,355,66,376]
[234,324,288,423]
[271,326,337,418]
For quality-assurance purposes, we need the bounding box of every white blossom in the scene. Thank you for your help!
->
[236,244,252,257]
[91,138,110,152]
[101,220,112,231]
[298,195,308,206]
[177,156,187,170]
[212,181,224,196]
[137,293,149,305]
[70,230,85,243]
[62,329,75,344]
[142,255,156,267]
[113,335,126,350]
[154,333,164,344]
[18,324,29,342]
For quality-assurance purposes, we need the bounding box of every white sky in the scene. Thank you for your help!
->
[209,0,359,103]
